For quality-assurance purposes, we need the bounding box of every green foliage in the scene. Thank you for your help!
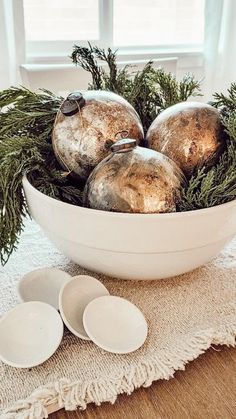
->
[178,141,236,210]
[0,87,62,140]
[210,82,236,114]
[71,43,202,132]
[0,88,83,264]
[179,84,236,211]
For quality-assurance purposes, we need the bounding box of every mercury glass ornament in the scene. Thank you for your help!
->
[83,139,185,213]
[52,90,144,182]
[146,102,225,176]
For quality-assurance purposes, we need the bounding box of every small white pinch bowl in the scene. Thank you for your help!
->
[23,175,236,280]
[59,275,109,339]
[17,268,71,309]
[83,295,148,354]
[0,301,63,368]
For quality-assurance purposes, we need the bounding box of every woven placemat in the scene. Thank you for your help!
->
[0,219,236,419]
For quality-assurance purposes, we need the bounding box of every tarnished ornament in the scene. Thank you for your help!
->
[83,139,185,213]
[52,90,144,182]
[146,102,225,176]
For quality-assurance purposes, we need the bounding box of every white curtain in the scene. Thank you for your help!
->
[0,0,25,90]
[204,0,236,100]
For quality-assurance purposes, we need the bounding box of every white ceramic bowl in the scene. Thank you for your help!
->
[59,275,109,339]
[83,295,148,354]
[23,176,236,280]
[18,268,71,309]
[0,301,63,368]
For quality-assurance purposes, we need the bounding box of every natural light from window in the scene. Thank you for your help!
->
[113,0,205,46]
[23,0,99,41]
[23,0,205,47]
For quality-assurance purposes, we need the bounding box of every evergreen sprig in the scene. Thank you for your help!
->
[0,87,62,140]
[71,44,202,132]
[210,82,236,114]
[178,141,236,210]
[179,84,236,211]
[0,88,83,264]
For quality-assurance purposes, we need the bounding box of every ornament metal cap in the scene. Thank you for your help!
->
[111,138,137,153]
[60,91,85,116]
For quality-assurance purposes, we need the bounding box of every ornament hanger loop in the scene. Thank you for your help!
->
[114,130,129,141]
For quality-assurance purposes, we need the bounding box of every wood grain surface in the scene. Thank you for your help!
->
[51,346,236,419]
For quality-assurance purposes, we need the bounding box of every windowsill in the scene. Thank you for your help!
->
[20,48,204,92]
[25,46,204,67]
[22,53,204,78]
[21,57,178,71]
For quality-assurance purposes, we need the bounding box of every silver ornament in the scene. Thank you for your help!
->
[146,102,225,176]
[84,139,185,213]
[52,90,144,182]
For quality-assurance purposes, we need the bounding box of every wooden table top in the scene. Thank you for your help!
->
[51,346,236,419]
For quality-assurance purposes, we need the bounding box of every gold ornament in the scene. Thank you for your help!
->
[146,102,225,176]
[84,139,185,213]
[52,90,144,182]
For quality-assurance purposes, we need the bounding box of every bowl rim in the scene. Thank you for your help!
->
[22,174,236,219]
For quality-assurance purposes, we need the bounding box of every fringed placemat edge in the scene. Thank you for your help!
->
[2,321,236,419]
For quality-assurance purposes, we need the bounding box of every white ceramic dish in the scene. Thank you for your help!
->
[18,268,71,309]
[83,295,148,354]
[0,301,63,368]
[23,175,236,280]
[59,275,109,339]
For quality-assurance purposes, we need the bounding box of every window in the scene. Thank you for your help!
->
[23,0,99,41]
[22,0,205,62]
[113,0,204,47]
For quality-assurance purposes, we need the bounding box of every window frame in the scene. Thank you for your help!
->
[25,0,113,62]
[20,0,205,64]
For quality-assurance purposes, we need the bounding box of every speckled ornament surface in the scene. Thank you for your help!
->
[146,102,225,176]
[84,139,185,213]
[52,90,144,181]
